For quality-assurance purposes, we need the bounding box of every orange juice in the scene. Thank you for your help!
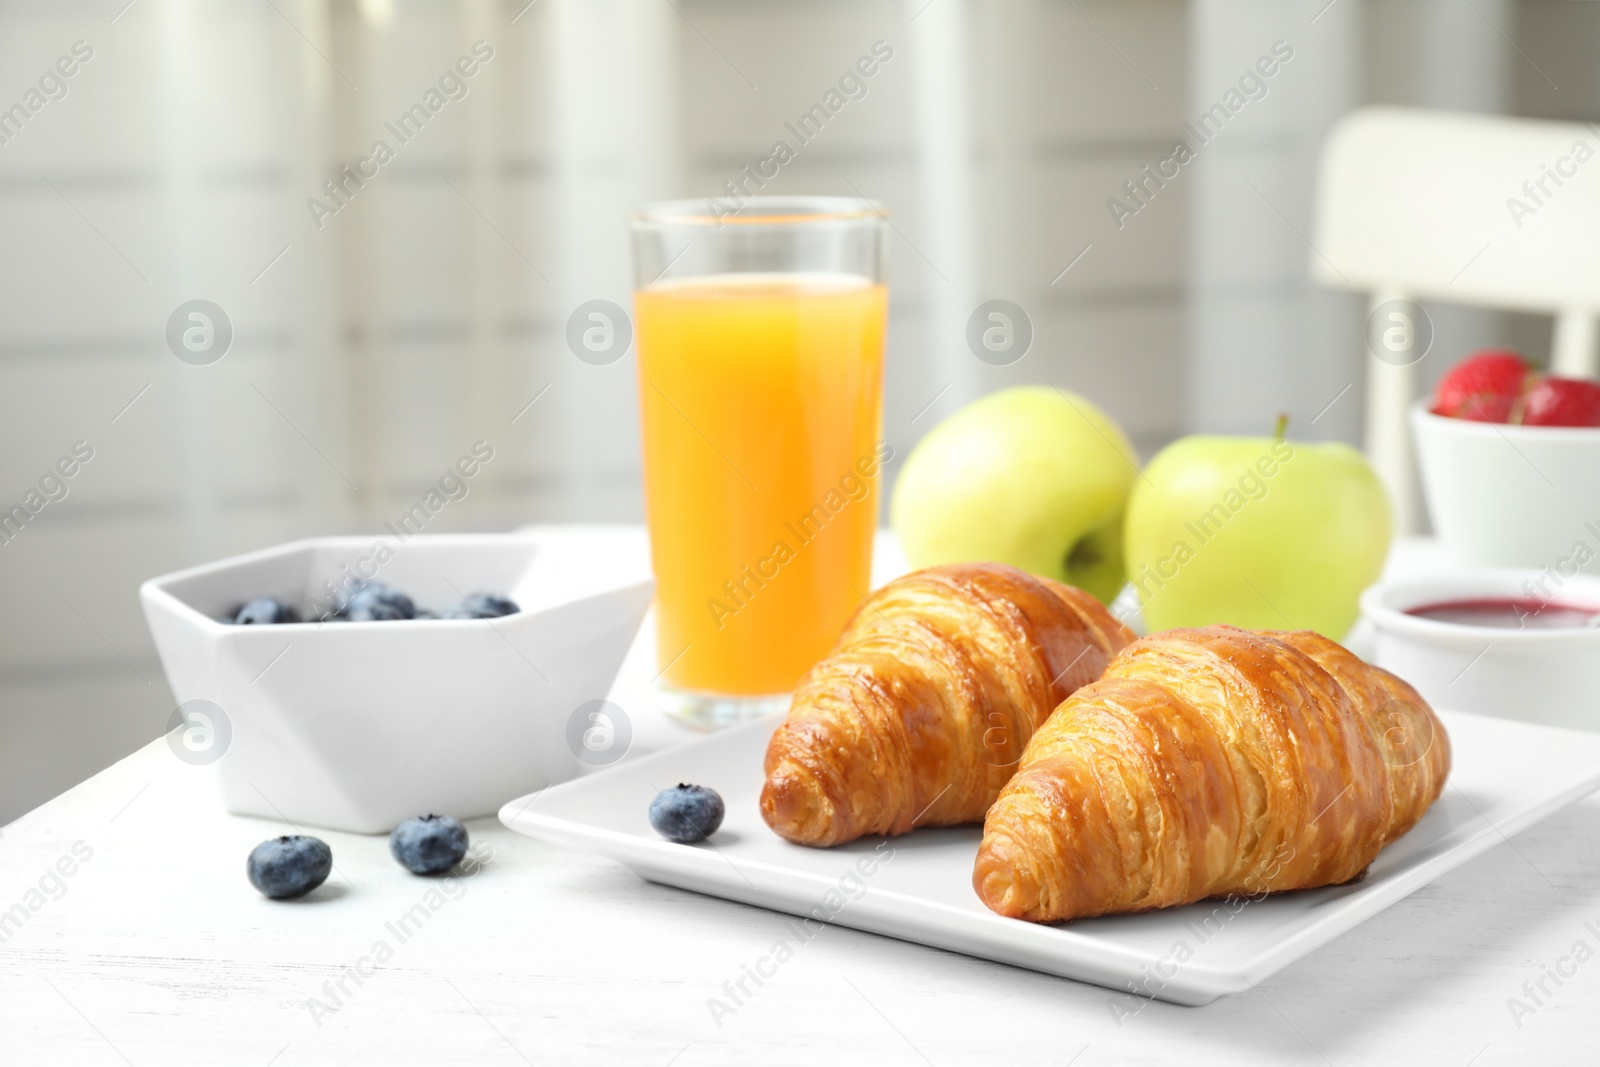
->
[635,272,888,695]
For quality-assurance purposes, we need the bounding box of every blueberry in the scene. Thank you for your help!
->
[648,784,725,844]
[342,582,415,621]
[444,593,519,620]
[247,835,332,899]
[389,814,469,875]
[233,597,297,625]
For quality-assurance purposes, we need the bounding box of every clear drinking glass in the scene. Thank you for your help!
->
[631,197,889,728]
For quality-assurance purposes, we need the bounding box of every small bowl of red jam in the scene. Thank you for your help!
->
[1404,597,1600,630]
[1360,571,1600,732]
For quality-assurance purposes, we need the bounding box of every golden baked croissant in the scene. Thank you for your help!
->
[760,563,1135,847]
[974,625,1449,922]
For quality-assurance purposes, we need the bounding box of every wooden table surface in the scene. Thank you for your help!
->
[3,529,1597,1065]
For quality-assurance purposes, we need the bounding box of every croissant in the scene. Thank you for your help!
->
[760,563,1135,847]
[974,625,1450,922]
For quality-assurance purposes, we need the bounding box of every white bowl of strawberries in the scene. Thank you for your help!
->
[1413,350,1600,574]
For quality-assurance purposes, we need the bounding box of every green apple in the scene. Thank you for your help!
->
[1123,423,1391,639]
[890,386,1140,603]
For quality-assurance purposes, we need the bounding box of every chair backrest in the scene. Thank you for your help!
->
[1312,106,1600,533]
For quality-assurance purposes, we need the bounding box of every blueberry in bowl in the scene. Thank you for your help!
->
[649,784,725,844]
[390,814,469,874]
[232,597,297,625]
[444,593,520,620]
[247,835,333,899]
[341,582,416,622]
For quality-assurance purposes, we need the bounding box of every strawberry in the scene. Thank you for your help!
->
[1522,377,1600,427]
[1431,350,1533,423]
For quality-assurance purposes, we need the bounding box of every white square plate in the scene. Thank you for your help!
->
[500,708,1600,1005]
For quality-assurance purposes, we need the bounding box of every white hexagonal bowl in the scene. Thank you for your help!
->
[140,532,653,833]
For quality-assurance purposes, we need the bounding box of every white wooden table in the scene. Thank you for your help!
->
[3,528,1597,1065]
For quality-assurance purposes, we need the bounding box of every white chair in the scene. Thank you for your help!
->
[1311,106,1600,533]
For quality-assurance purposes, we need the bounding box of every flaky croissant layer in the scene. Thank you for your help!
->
[974,625,1450,923]
[760,563,1135,847]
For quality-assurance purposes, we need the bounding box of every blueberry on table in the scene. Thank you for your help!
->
[390,814,469,875]
[342,582,416,621]
[649,784,725,844]
[444,592,519,620]
[233,598,297,625]
[247,835,332,899]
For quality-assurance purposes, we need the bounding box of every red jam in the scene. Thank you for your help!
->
[1405,597,1600,630]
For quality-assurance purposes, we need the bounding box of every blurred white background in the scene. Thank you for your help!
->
[1,0,1594,822]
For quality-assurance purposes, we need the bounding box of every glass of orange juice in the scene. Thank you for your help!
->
[630,197,889,728]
